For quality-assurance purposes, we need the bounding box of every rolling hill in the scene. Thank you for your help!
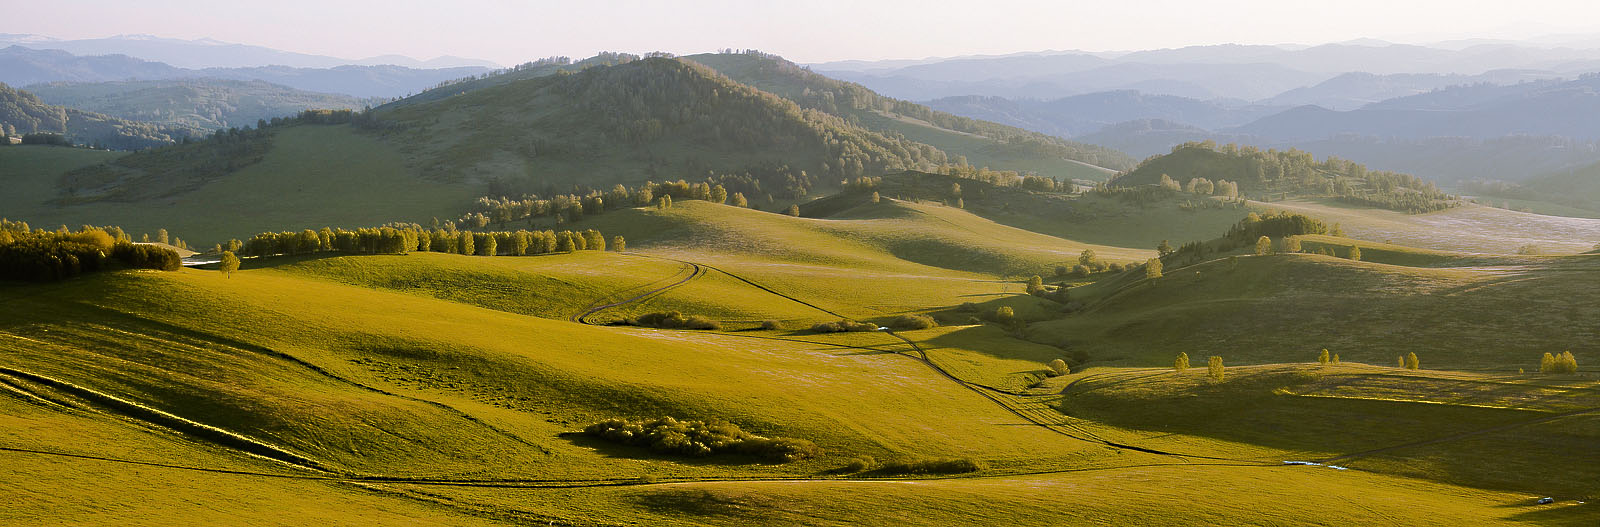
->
[0,82,193,148]
[25,78,383,132]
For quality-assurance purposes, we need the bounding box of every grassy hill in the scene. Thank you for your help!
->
[4,233,1593,524]
[0,82,193,149]
[25,78,384,132]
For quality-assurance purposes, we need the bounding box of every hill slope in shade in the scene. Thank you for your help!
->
[25,78,382,132]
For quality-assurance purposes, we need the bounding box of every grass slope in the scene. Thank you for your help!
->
[1265,198,1600,254]
[4,125,473,244]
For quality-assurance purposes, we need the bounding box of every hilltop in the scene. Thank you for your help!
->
[684,51,1134,178]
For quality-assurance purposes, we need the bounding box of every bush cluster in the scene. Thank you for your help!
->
[874,457,986,475]
[889,314,937,330]
[583,417,821,462]
[0,220,180,281]
[812,318,880,333]
[629,311,721,330]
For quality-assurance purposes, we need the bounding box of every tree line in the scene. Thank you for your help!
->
[0,219,182,282]
[239,224,617,258]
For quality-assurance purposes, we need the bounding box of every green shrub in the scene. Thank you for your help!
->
[583,417,821,462]
[875,457,985,475]
[759,319,784,330]
[630,311,721,330]
[812,319,879,333]
[843,455,878,472]
[889,314,937,330]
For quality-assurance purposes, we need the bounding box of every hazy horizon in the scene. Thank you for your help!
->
[6,0,1600,66]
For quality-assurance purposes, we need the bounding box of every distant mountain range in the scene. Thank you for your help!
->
[0,46,491,98]
[0,34,499,69]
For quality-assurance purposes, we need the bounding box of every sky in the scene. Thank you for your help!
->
[6,0,1600,65]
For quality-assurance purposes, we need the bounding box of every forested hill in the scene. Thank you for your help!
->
[1110,141,1456,213]
[0,82,192,149]
[25,79,381,133]
[373,56,951,191]
[54,55,957,209]
[684,51,1135,175]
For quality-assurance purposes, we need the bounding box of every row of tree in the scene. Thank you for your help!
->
[239,225,618,258]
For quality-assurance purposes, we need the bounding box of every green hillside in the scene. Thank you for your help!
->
[1112,141,1457,213]
[25,78,383,132]
[0,83,193,149]
[685,51,1133,179]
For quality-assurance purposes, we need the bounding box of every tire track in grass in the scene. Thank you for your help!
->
[568,256,701,323]
[613,254,1274,464]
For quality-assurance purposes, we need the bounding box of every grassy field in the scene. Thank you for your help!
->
[8,172,1600,524]
[1263,198,1600,254]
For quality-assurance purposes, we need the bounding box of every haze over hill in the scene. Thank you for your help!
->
[7,5,1600,525]
[0,34,500,69]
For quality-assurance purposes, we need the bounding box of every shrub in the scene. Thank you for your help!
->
[812,319,879,333]
[630,311,721,330]
[1054,265,1069,277]
[875,458,986,475]
[1174,352,1190,372]
[956,302,979,313]
[759,319,784,330]
[1047,358,1069,376]
[583,417,821,462]
[889,314,937,330]
[993,306,1016,324]
[1026,275,1045,295]
[1318,349,1330,365]
[1208,356,1224,382]
[843,455,878,473]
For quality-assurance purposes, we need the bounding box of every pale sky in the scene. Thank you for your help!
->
[7,0,1600,65]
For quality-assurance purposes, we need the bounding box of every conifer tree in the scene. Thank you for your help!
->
[1318,349,1330,365]
[157,228,169,245]
[1398,356,1406,368]
[612,235,626,252]
[1175,352,1190,372]
[1208,356,1224,382]
[1405,352,1419,370]
[1332,353,1340,365]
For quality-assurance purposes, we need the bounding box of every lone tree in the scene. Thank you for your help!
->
[1397,356,1406,368]
[219,251,240,277]
[870,191,880,203]
[1318,349,1330,365]
[785,204,800,217]
[612,236,626,252]
[1207,356,1225,383]
[1174,352,1190,372]
[1405,352,1420,370]
[994,306,1016,325]
[1348,245,1362,261]
[1048,359,1069,376]
[1145,257,1163,279]
[1255,236,1272,255]
[1332,353,1341,365]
